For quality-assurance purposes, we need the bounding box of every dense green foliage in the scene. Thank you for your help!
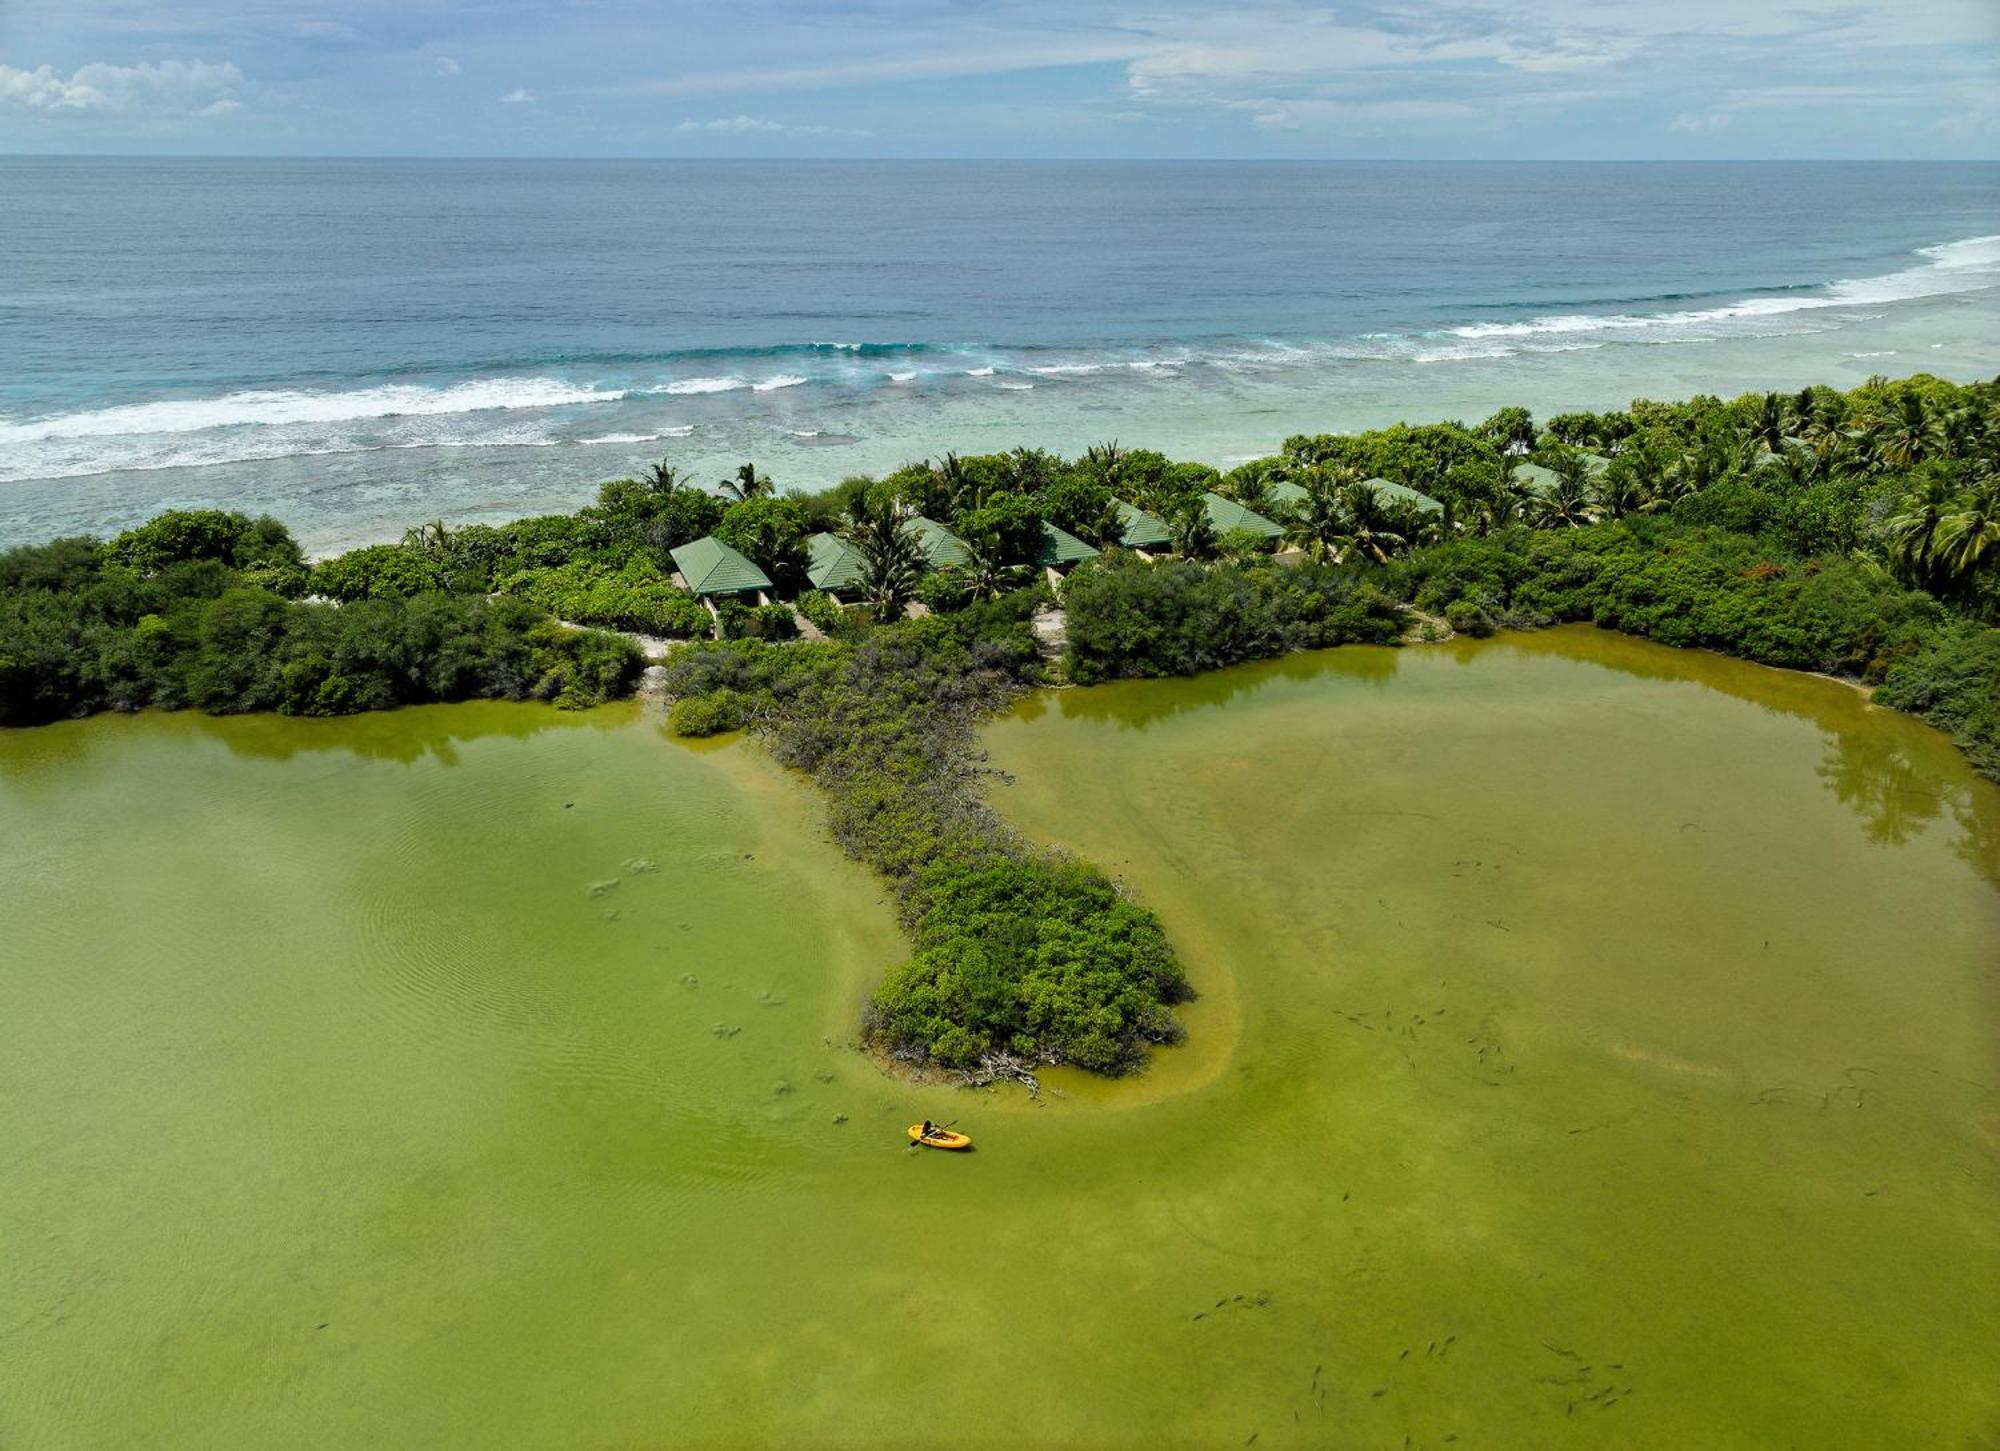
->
[1063,552,1406,684]
[497,558,711,638]
[0,511,642,724]
[660,601,1191,1075]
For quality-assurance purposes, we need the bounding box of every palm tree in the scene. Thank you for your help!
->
[1529,473,1595,529]
[1881,474,1957,583]
[1590,469,1647,522]
[1746,392,1788,453]
[1167,496,1218,560]
[642,459,685,495]
[958,527,1029,602]
[402,519,453,556]
[928,452,980,515]
[1941,404,1992,463]
[1083,441,1129,491]
[1476,485,1530,535]
[1284,476,1352,561]
[842,495,924,619]
[720,462,773,503]
[1933,480,2000,585]
[1338,482,1409,564]
[1789,387,1820,434]
[1870,392,1944,469]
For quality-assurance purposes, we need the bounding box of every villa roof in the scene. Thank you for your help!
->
[907,516,973,571]
[1579,452,1612,476]
[1203,491,1284,538]
[805,532,871,593]
[669,535,773,598]
[1036,521,1100,568]
[1361,477,1446,516]
[1114,499,1173,549]
[1266,479,1310,507]
[1511,462,1561,496]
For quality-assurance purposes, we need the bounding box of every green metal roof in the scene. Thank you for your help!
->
[1202,491,1284,538]
[1114,499,1173,549]
[907,516,973,571]
[1511,462,1561,496]
[1036,521,1100,568]
[805,531,871,593]
[1579,452,1612,476]
[1265,479,1310,508]
[670,535,773,598]
[1360,477,1445,516]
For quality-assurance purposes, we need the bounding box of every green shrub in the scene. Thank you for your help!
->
[669,688,749,737]
[1444,598,1497,637]
[498,559,711,638]
[722,602,800,642]
[1063,555,1404,684]
[309,545,448,602]
[794,588,845,634]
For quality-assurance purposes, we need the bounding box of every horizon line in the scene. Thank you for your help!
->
[4,153,1998,165]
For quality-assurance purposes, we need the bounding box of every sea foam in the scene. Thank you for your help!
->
[0,377,625,445]
[1449,234,2000,344]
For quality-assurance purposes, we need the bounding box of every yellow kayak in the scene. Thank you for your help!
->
[908,1124,974,1151]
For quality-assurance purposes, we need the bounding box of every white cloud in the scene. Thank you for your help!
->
[0,59,246,117]
[434,56,461,78]
[499,88,535,104]
[671,114,832,136]
[1668,111,1730,134]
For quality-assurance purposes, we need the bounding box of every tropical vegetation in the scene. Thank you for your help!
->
[4,371,1998,1075]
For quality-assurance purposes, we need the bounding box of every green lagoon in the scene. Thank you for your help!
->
[3,627,1996,1447]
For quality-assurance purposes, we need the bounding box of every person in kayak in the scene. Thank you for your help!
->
[920,1120,938,1139]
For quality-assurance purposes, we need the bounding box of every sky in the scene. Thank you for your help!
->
[1,1,1996,159]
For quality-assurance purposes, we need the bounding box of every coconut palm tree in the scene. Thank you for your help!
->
[1746,391,1789,453]
[1083,440,1129,490]
[401,519,453,556]
[1881,474,1958,583]
[1167,495,1218,560]
[928,452,980,515]
[1284,476,1352,561]
[1528,473,1595,529]
[957,525,1030,602]
[720,462,773,503]
[1476,485,1531,535]
[642,459,685,495]
[1590,468,1649,522]
[1870,392,1944,469]
[1933,480,2000,585]
[1338,482,1409,564]
[842,494,924,619]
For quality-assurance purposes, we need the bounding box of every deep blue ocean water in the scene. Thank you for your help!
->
[2,159,1995,548]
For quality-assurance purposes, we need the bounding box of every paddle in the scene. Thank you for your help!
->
[911,1118,958,1148]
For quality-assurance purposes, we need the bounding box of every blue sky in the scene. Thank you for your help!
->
[2,1,1995,158]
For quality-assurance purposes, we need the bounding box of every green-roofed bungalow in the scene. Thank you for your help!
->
[805,531,870,595]
[1579,451,1612,477]
[908,516,973,571]
[1035,521,1100,571]
[1203,491,1284,540]
[1114,499,1173,551]
[1360,477,1445,516]
[1511,462,1561,497]
[1265,479,1310,509]
[669,535,773,601]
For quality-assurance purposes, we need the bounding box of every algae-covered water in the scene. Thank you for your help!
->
[3,629,1996,1447]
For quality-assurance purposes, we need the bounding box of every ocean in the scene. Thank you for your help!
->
[2,158,1995,553]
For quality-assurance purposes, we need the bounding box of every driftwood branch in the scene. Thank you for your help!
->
[954,1052,1045,1098]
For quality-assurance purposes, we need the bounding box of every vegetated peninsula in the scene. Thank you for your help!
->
[4,373,1996,1078]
